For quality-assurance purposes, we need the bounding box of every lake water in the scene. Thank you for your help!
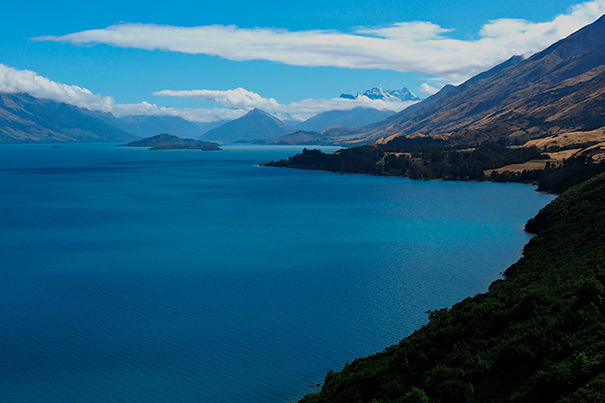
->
[0,143,554,402]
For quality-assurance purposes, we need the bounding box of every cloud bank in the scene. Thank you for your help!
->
[0,63,412,122]
[154,87,280,110]
[0,63,115,111]
[0,63,246,122]
[266,95,415,122]
[36,0,605,80]
[153,86,415,121]
[419,83,440,95]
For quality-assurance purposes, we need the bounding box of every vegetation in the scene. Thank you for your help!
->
[491,153,605,193]
[264,139,548,180]
[263,140,538,178]
[301,172,605,402]
[120,133,221,150]
[263,138,605,193]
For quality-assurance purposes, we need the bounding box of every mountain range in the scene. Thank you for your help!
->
[294,108,395,132]
[0,93,401,144]
[4,15,603,146]
[198,106,404,142]
[0,93,233,143]
[93,113,210,139]
[0,93,137,143]
[340,87,421,102]
[279,15,605,147]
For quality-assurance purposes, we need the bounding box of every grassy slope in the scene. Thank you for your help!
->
[302,173,605,403]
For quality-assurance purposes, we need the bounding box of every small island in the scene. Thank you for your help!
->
[120,133,221,150]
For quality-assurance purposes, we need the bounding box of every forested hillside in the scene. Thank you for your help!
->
[263,137,605,193]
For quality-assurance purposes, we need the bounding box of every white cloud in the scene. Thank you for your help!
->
[0,63,115,112]
[35,0,605,81]
[420,83,440,95]
[0,63,245,122]
[154,87,280,109]
[111,102,247,122]
[355,21,452,41]
[0,63,412,123]
[278,96,416,121]
[152,86,416,121]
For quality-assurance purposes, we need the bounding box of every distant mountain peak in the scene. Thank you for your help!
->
[245,108,273,117]
[340,87,421,102]
[199,108,294,142]
[246,108,264,114]
[243,108,287,124]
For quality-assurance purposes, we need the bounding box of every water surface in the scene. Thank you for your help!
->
[0,144,555,402]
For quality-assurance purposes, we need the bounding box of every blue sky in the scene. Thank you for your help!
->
[0,0,603,122]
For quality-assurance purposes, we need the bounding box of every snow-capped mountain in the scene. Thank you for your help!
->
[340,87,421,102]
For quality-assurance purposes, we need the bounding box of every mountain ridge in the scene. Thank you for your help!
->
[318,15,605,146]
[199,108,294,142]
[340,87,420,102]
[295,107,395,132]
[0,93,138,143]
[100,114,207,139]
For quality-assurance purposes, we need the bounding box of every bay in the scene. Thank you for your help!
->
[0,143,555,402]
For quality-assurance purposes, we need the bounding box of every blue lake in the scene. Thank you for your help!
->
[0,143,555,402]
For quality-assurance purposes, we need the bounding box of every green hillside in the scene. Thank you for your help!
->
[302,172,605,402]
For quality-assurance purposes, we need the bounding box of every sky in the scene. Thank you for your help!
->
[0,0,604,122]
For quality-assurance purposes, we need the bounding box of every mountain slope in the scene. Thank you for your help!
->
[0,93,138,143]
[195,120,232,135]
[111,115,206,139]
[199,108,293,142]
[302,171,605,402]
[92,111,229,139]
[327,15,605,145]
[263,130,338,145]
[295,108,395,132]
